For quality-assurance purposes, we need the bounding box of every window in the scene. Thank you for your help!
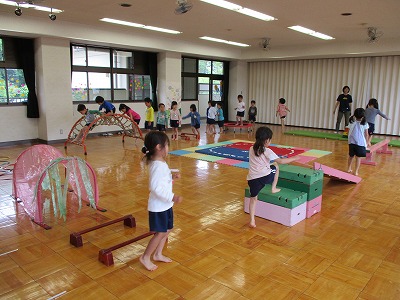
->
[0,68,28,104]
[0,38,4,61]
[71,45,153,102]
[198,60,211,74]
[181,57,228,101]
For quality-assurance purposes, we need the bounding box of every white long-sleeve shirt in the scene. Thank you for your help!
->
[148,160,174,212]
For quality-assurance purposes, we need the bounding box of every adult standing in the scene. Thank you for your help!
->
[333,85,352,133]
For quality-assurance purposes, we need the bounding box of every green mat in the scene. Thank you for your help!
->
[285,130,400,147]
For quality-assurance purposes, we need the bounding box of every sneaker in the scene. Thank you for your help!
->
[334,131,338,134]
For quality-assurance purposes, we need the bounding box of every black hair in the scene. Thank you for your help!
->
[216,102,222,107]
[237,94,243,99]
[350,108,366,125]
[279,98,286,104]
[251,100,256,104]
[367,98,379,109]
[144,97,152,104]
[95,96,105,104]
[253,126,273,157]
[190,104,197,112]
[208,100,212,104]
[342,86,350,93]
[77,104,87,112]
[171,101,178,109]
[119,104,131,111]
[159,103,165,108]
[141,131,170,163]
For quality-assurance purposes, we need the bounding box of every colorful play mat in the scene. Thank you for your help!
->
[169,140,331,169]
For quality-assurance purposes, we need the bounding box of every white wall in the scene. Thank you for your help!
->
[0,106,38,143]
[35,37,74,141]
[228,61,248,121]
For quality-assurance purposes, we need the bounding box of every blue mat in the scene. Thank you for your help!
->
[195,146,249,162]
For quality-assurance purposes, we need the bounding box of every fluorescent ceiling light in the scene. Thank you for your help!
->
[0,0,62,13]
[288,25,334,40]
[200,0,276,21]
[100,18,181,34]
[200,36,250,47]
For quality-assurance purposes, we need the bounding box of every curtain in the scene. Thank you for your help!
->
[248,56,400,135]
[147,52,158,111]
[15,38,39,118]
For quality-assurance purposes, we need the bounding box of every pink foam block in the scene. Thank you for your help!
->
[244,197,306,227]
[306,195,322,218]
[313,162,361,184]
[362,139,392,166]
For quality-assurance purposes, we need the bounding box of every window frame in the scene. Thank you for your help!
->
[181,56,227,102]
[71,44,151,103]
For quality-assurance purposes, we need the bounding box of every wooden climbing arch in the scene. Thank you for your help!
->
[64,114,143,155]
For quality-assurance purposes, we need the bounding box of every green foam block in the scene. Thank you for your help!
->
[279,164,323,185]
[278,178,323,201]
[244,185,307,209]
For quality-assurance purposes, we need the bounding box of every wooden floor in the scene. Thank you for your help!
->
[1,124,400,300]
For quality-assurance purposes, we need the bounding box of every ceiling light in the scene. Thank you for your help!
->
[288,25,334,40]
[199,36,250,47]
[200,0,276,21]
[0,0,63,13]
[100,18,181,34]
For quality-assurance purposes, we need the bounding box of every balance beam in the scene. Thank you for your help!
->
[313,162,361,184]
[362,139,392,166]
[224,122,253,133]
[69,215,136,247]
[98,231,155,266]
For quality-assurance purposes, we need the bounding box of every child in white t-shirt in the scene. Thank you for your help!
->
[347,108,369,176]
[247,126,299,228]
[235,94,246,126]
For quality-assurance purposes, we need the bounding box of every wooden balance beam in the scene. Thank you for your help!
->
[98,231,155,266]
[69,215,136,247]
[362,139,392,166]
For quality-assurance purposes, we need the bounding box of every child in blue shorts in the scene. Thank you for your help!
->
[139,131,183,271]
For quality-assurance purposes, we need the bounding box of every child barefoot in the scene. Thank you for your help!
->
[247,126,299,228]
[347,108,369,176]
[140,131,182,271]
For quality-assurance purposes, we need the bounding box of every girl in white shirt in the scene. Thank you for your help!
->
[235,94,246,126]
[347,108,369,176]
[247,127,299,228]
[140,131,182,271]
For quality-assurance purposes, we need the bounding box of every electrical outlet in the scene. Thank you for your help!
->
[60,129,63,134]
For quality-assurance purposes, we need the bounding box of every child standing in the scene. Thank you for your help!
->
[73,104,101,143]
[119,104,141,124]
[248,100,257,130]
[140,131,182,271]
[170,101,181,140]
[365,98,390,147]
[347,108,369,176]
[206,100,217,134]
[95,96,115,114]
[276,98,290,129]
[156,103,168,132]
[235,94,246,126]
[144,97,154,131]
[247,126,299,228]
[216,102,225,134]
[182,104,201,138]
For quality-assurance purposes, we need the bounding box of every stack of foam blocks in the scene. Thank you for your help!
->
[244,164,323,226]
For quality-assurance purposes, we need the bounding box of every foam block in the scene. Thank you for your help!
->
[306,195,322,218]
[244,197,306,227]
[244,185,307,209]
[278,178,323,201]
[279,164,323,185]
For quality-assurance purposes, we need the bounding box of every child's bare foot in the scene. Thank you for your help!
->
[139,255,158,271]
[249,222,256,228]
[271,187,281,194]
[355,171,359,176]
[347,169,352,173]
[153,254,172,263]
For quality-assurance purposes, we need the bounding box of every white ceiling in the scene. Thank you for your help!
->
[0,0,399,60]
